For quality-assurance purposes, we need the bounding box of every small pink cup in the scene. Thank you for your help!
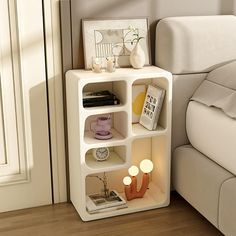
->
[90,116,112,140]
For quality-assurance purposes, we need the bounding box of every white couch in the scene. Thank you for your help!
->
[156,15,236,236]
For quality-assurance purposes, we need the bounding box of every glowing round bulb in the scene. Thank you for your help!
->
[128,165,139,176]
[140,159,153,173]
[123,176,132,185]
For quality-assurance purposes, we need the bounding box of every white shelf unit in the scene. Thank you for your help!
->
[66,66,172,221]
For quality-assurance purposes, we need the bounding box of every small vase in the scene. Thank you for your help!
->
[130,42,145,69]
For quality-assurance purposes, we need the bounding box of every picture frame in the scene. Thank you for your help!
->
[82,18,150,69]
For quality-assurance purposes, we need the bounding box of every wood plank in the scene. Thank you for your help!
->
[0,192,222,236]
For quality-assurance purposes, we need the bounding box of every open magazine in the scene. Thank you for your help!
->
[86,190,127,214]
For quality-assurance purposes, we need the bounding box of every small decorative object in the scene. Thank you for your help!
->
[92,57,102,73]
[106,57,116,72]
[90,172,110,198]
[82,18,150,69]
[139,85,165,131]
[90,115,112,140]
[132,84,146,123]
[92,147,110,161]
[123,159,154,201]
[87,173,127,213]
[130,34,145,69]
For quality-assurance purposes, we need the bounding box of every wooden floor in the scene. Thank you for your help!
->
[0,192,222,236]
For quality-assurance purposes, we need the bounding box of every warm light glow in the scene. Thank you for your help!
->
[123,176,132,185]
[140,159,153,173]
[128,165,139,176]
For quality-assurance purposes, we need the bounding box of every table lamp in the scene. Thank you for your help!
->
[123,159,153,200]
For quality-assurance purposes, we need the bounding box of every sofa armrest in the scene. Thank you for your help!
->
[171,74,206,152]
[155,16,236,74]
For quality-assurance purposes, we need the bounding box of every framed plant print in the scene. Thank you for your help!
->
[82,18,150,69]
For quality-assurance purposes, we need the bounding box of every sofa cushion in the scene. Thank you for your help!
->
[186,101,236,175]
[156,15,236,74]
[207,60,236,90]
[191,60,236,119]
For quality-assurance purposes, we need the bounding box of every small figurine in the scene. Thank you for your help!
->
[106,57,116,73]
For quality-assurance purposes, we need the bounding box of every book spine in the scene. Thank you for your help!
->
[88,205,128,214]
[83,95,116,103]
[152,91,165,130]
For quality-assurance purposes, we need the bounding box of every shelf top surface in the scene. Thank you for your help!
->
[132,123,166,137]
[85,152,125,170]
[66,66,172,81]
[84,128,126,146]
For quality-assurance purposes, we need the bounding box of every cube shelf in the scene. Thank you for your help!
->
[66,66,172,221]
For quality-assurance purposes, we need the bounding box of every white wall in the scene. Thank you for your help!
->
[60,0,236,70]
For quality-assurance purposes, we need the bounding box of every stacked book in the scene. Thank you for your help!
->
[83,90,120,107]
[86,190,127,214]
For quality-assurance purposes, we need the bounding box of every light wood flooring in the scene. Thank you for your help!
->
[0,192,223,236]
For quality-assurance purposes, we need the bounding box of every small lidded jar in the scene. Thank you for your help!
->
[106,57,116,73]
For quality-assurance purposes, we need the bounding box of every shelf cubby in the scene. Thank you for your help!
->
[131,137,170,196]
[83,111,128,146]
[66,66,172,221]
[85,146,128,174]
[82,80,127,109]
[131,76,169,135]
[84,163,168,218]
[82,182,166,220]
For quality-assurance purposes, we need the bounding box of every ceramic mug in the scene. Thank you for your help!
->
[90,116,112,140]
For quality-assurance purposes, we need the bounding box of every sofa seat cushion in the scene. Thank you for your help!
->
[173,145,233,227]
[186,101,236,175]
[219,178,236,236]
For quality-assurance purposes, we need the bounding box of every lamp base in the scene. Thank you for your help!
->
[125,173,149,201]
